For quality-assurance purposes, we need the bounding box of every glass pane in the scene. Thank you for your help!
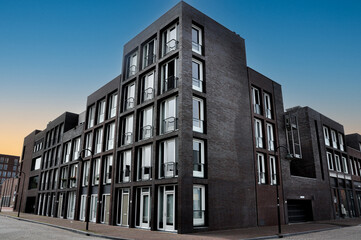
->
[193,99,200,119]
[192,61,199,79]
[166,194,174,225]
[143,195,149,223]
[192,28,199,43]
[193,188,201,218]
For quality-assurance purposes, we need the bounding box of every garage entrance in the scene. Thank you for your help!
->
[287,199,313,223]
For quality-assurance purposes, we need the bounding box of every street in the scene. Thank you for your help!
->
[275,226,361,240]
[0,216,106,240]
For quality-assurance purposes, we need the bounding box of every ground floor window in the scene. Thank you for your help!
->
[136,187,151,229]
[90,194,98,222]
[158,185,176,231]
[193,185,206,226]
[101,194,111,224]
[116,188,130,226]
[57,193,64,218]
[79,194,86,221]
[67,191,76,219]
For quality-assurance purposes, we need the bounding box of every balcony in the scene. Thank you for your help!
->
[164,39,179,56]
[128,65,137,78]
[122,132,133,146]
[142,87,154,102]
[161,162,178,178]
[162,76,178,93]
[161,117,178,134]
[140,125,153,140]
[124,97,135,111]
[143,54,156,69]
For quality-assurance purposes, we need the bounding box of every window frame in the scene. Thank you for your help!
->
[192,24,203,55]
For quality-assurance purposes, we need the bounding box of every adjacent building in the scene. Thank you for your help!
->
[0,178,19,208]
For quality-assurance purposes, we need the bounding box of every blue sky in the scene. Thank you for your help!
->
[1,0,361,155]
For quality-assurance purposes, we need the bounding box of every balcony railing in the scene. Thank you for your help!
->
[124,97,135,111]
[140,166,152,181]
[128,65,137,78]
[122,132,133,145]
[122,167,130,182]
[192,77,203,91]
[142,87,154,102]
[162,162,178,178]
[140,125,153,140]
[143,54,156,68]
[162,117,178,134]
[164,39,179,56]
[162,76,178,93]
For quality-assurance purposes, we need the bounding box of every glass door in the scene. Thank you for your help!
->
[121,190,129,226]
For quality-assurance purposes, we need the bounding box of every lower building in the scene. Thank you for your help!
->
[0,178,18,208]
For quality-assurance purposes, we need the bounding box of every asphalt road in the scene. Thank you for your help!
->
[0,216,106,240]
[277,226,361,240]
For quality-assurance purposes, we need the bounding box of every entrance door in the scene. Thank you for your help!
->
[121,190,129,226]
[102,195,111,224]
[164,191,175,230]
[140,188,150,228]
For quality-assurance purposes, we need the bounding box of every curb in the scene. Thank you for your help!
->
[0,214,133,240]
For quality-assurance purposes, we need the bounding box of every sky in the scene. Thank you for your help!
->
[1,0,361,156]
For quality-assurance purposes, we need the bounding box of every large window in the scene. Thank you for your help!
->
[87,105,95,129]
[192,59,203,92]
[124,83,135,111]
[136,187,151,229]
[137,145,152,181]
[126,52,137,78]
[193,139,205,178]
[122,115,133,145]
[139,106,153,140]
[331,130,338,149]
[160,96,177,134]
[254,119,263,148]
[141,71,155,102]
[157,185,175,231]
[28,176,39,189]
[103,155,113,184]
[264,93,272,119]
[97,99,106,124]
[69,164,78,188]
[90,194,98,222]
[84,132,92,157]
[92,158,100,185]
[143,39,156,69]
[159,138,177,178]
[95,128,103,154]
[339,133,345,151]
[161,58,177,93]
[192,25,202,55]
[193,185,205,226]
[162,24,178,56]
[266,123,275,151]
[334,154,341,172]
[63,142,71,163]
[121,150,131,183]
[323,126,330,146]
[257,153,266,184]
[342,157,348,174]
[327,152,334,170]
[72,137,81,161]
[31,157,41,171]
[60,167,68,189]
[108,92,118,119]
[82,161,90,186]
[67,191,76,220]
[79,195,86,221]
[252,87,261,115]
[105,122,115,151]
[193,97,204,133]
[269,156,277,185]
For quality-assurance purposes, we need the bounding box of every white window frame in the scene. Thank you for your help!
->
[92,158,100,185]
[127,52,138,78]
[269,155,277,185]
[160,96,177,134]
[123,115,134,145]
[90,194,98,222]
[108,92,118,119]
[338,133,344,151]
[342,156,348,174]
[138,145,152,181]
[63,142,71,163]
[79,194,87,221]
[105,122,115,151]
[323,126,330,146]
[266,123,274,151]
[82,161,90,186]
[95,128,103,154]
[69,164,78,188]
[252,87,261,115]
[140,106,153,140]
[97,99,106,124]
[101,194,111,224]
[327,152,334,170]
[350,159,354,175]
[161,58,178,93]
[67,191,76,220]
[72,138,81,161]
[159,139,177,179]
[84,132,92,157]
[142,71,155,102]
[103,155,113,184]
[142,39,156,69]
[87,105,95,129]
[331,130,338,149]
[122,150,131,183]
[163,24,178,56]
[193,97,204,133]
[334,154,341,172]
[193,139,205,178]
[192,58,203,92]
[124,83,135,110]
[255,119,263,148]
[193,185,205,226]
[257,153,266,184]
[264,92,272,119]
[157,185,175,231]
[192,24,202,55]
[136,187,151,229]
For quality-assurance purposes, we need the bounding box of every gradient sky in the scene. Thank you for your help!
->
[1,0,361,156]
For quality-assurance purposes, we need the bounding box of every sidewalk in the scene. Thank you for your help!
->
[1,210,361,240]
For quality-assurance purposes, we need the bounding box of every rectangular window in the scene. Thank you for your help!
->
[161,58,177,93]
[266,123,275,151]
[342,157,348,174]
[97,99,106,124]
[331,130,338,149]
[63,142,71,163]
[137,145,152,181]
[101,194,111,224]
[79,195,87,221]
[60,167,68,189]
[160,96,177,134]
[28,176,39,189]
[327,152,334,170]
[140,106,153,140]
[82,160,90,186]
[193,139,205,178]
[338,133,344,151]
[136,187,151,228]
[117,189,130,226]
[124,83,135,111]
[269,156,277,185]
[126,52,137,78]
[121,150,131,183]
[354,160,359,176]
[157,185,175,231]
[87,105,95,129]
[159,138,177,179]
[90,194,98,222]
[103,155,113,184]
[264,93,272,119]
[95,128,103,154]
[193,185,205,226]
[193,97,204,133]
[72,137,81,161]
[252,87,261,115]
[349,159,354,175]
[141,71,155,102]
[143,39,156,69]
[257,153,266,184]
[108,92,118,119]
[53,169,58,189]
[122,115,133,145]
[192,59,203,92]
[192,25,202,54]
[84,132,92,157]
[255,119,263,148]
[105,122,115,151]
[69,164,78,188]
[31,157,41,171]
[92,158,100,185]
[67,191,76,220]
[162,24,178,56]
[323,126,330,146]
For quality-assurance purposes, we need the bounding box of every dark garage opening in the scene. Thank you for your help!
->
[287,199,313,223]
[25,197,36,213]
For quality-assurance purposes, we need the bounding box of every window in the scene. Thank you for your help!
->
[192,25,202,54]
[359,143,361,152]
[87,105,95,129]
[192,59,203,92]
[69,164,78,188]
[269,156,277,185]
[92,158,100,185]
[72,137,81,161]
[79,195,87,221]
[28,176,39,189]
[161,58,177,93]
[354,160,359,176]
[108,92,118,119]
[254,119,263,148]
[159,138,177,178]
[124,83,135,111]
[54,169,58,189]
[136,187,151,229]
[338,133,344,151]
[331,130,338,149]
[126,52,137,78]
[139,106,153,140]
[137,145,152,181]
[63,142,71,163]
[97,99,106,124]
[90,194,98,222]
[193,185,205,226]
[143,39,156,69]
[323,126,330,146]
[95,128,103,154]
[162,24,178,56]
[122,115,133,145]
[160,96,177,134]
[31,157,41,171]
[342,157,348,174]
[252,87,261,115]
[67,191,76,220]
[105,122,115,151]
[327,152,334,170]
[193,139,205,178]
[257,153,266,184]
[82,161,90,186]
[84,132,92,157]
[121,150,131,183]
[157,185,175,231]
[264,93,272,119]
[334,155,341,172]
[60,167,68,189]
[266,123,275,151]
[101,194,111,224]
[141,71,155,102]
[103,155,113,184]
[193,97,204,133]
[350,159,354,175]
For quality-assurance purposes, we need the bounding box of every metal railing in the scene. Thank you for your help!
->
[162,117,178,134]
[143,54,156,68]
[122,168,130,182]
[124,97,135,111]
[164,39,179,55]
[162,76,178,93]
[140,166,152,181]
[128,65,137,77]
[162,162,178,178]
[122,132,133,145]
[192,77,203,90]
[140,125,153,140]
[142,87,154,102]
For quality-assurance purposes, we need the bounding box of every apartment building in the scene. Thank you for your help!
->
[0,177,18,208]
[0,154,20,185]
